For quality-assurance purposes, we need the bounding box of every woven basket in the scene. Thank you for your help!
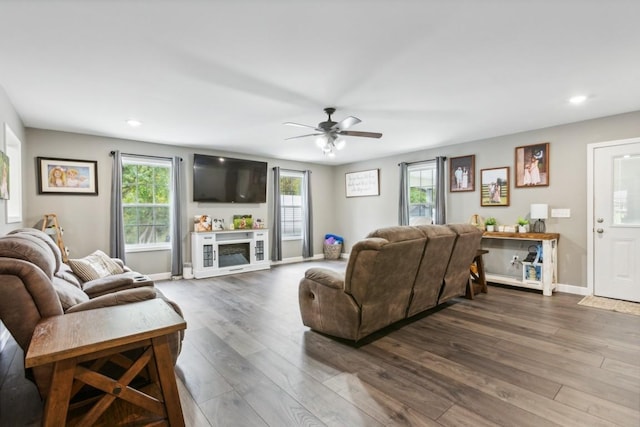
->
[323,243,342,260]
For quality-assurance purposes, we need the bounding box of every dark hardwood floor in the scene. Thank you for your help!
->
[1,260,639,426]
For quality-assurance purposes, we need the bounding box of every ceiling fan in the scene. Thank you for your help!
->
[284,107,382,156]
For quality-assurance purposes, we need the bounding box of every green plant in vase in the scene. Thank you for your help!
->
[484,217,497,232]
[517,217,529,233]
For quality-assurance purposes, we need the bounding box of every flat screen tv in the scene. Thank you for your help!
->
[193,154,267,203]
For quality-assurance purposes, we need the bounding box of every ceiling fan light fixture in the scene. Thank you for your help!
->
[285,107,382,158]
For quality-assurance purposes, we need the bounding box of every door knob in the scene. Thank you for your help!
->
[596,228,604,234]
[596,218,604,223]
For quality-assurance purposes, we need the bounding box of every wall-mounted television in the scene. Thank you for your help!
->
[193,154,268,203]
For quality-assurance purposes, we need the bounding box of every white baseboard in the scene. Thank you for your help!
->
[556,283,590,296]
[148,272,172,281]
[271,254,324,266]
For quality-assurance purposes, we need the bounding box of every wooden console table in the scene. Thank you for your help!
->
[26,299,186,426]
[482,232,559,296]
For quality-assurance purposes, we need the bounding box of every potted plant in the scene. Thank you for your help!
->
[484,217,497,232]
[517,217,529,233]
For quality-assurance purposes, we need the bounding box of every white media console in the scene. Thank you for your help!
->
[191,229,270,278]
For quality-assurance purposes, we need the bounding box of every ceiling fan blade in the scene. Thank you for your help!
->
[285,133,323,140]
[332,116,361,131]
[339,130,383,139]
[283,122,319,130]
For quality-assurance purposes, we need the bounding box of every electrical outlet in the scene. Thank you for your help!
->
[511,255,519,265]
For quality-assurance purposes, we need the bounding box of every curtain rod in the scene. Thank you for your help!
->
[398,156,446,166]
[273,166,308,174]
[110,151,182,161]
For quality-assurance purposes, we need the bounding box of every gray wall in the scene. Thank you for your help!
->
[0,85,26,234]
[332,111,640,288]
[25,129,335,274]
[17,110,640,285]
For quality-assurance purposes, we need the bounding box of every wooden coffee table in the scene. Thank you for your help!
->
[26,298,186,426]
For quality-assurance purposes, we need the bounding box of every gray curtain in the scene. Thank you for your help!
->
[171,156,184,277]
[435,156,447,224]
[302,170,313,258]
[398,162,409,225]
[271,167,282,261]
[110,150,126,261]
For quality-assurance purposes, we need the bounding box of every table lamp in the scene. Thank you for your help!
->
[530,204,548,233]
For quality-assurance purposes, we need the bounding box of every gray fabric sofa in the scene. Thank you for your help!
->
[298,224,482,341]
[0,228,184,398]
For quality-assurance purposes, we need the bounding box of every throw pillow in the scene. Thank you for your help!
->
[67,250,124,282]
[93,250,125,275]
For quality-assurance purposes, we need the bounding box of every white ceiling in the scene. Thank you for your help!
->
[1,1,639,165]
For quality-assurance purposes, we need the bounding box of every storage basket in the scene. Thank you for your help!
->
[323,243,342,260]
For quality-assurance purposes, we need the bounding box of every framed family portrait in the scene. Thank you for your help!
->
[449,155,475,192]
[515,142,550,187]
[37,157,98,195]
[480,166,509,206]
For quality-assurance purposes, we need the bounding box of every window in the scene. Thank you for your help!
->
[408,161,437,224]
[280,170,303,240]
[122,157,172,251]
[4,124,22,223]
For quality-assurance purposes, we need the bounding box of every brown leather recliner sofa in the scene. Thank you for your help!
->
[298,224,482,341]
[0,228,184,398]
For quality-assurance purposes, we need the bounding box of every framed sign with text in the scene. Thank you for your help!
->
[345,169,380,197]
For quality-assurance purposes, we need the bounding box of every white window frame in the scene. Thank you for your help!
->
[122,156,173,252]
[280,170,304,241]
[4,124,22,223]
[407,161,437,225]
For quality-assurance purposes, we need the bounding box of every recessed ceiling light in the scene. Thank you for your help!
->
[126,119,142,127]
[569,95,588,105]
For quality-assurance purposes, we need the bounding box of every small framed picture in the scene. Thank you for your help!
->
[480,167,510,206]
[37,157,98,195]
[515,142,550,187]
[449,155,475,192]
[194,215,213,232]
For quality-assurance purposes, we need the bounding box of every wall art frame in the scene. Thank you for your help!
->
[515,142,550,187]
[0,150,8,200]
[345,169,380,197]
[37,156,98,195]
[480,166,510,206]
[449,154,475,192]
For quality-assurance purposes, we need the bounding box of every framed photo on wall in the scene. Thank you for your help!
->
[515,142,550,187]
[480,166,509,206]
[449,155,475,192]
[37,157,98,195]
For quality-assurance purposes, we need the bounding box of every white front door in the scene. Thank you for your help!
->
[593,139,640,302]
